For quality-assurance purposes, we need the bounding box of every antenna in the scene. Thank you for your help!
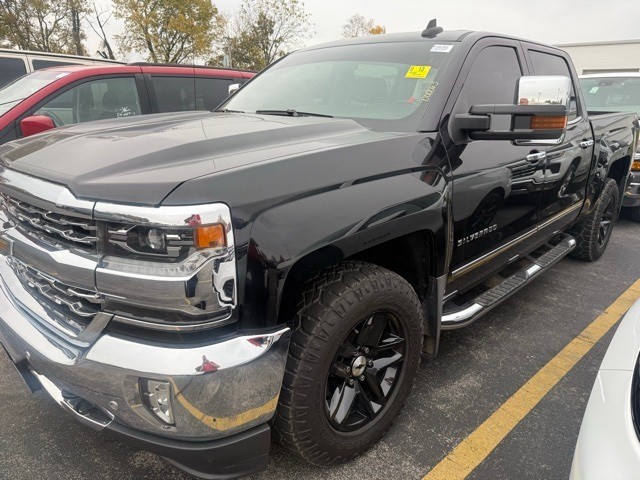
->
[422,19,443,38]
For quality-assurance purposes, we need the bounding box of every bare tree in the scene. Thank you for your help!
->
[87,2,116,59]
[230,0,314,70]
[342,13,373,38]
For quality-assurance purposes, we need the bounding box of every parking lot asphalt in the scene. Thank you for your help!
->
[1,218,639,480]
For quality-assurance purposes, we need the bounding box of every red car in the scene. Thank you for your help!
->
[0,63,255,145]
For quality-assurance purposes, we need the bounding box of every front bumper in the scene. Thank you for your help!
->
[0,250,290,477]
[623,171,640,208]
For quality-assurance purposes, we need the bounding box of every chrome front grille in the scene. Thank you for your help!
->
[1,194,98,252]
[7,256,102,337]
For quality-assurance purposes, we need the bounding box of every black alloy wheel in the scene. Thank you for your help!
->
[598,196,615,247]
[326,312,406,433]
[274,261,424,466]
[571,178,619,261]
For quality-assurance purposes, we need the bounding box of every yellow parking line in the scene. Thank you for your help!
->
[423,278,640,480]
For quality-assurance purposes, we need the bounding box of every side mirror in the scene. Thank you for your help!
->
[20,115,56,138]
[455,75,572,144]
[228,83,241,96]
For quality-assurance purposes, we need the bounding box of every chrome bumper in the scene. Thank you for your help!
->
[0,253,291,440]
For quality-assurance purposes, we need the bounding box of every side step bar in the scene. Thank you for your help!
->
[441,234,577,330]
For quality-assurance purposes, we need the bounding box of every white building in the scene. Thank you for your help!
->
[555,39,640,75]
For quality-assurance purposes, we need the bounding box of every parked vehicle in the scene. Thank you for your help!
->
[0,49,122,89]
[580,73,640,221]
[0,63,255,145]
[570,299,640,479]
[0,22,636,479]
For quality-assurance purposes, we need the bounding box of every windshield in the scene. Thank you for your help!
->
[221,41,457,130]
[579,77,640,116]
[0,70,68,116]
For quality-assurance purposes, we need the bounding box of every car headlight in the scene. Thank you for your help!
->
[104,223,227,261]
[93,202,237,332]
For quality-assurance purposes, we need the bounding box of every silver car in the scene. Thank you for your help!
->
[571,299,640,479]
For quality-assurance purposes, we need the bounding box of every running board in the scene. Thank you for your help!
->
[441,234,577,330]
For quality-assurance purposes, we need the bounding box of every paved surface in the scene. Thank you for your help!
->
[1,219,639,480]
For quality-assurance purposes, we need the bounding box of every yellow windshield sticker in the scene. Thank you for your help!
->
[406,65,431,79]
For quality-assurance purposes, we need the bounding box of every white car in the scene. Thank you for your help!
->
[571,299,640,479]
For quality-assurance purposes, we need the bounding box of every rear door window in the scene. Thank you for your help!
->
[195,77,234,110]
[36,76,141,126]
[0,57,27,89]
[151,76,195,113]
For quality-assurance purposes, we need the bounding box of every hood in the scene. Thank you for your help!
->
[0,111,379,205]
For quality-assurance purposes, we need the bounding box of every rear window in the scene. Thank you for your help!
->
[0,57,27,89]
[579,77,640,116]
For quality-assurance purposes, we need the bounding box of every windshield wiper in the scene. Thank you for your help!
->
[217,108,246,113]
[255,109,333,118]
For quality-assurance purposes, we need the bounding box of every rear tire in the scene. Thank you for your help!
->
[274,261,424,466]
[571,178,619,261]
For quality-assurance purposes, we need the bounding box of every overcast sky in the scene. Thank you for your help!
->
[89,0,640,60]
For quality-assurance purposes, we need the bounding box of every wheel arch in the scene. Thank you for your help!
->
[276,229,439,332]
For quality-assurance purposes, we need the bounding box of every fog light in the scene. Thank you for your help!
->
[141,379,174,425]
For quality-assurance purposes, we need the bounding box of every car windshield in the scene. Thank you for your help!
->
[0,70,67,116]
[221,41,457,130]
[579,77,640,116]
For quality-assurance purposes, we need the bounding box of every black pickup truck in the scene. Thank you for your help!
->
[0,23,637,479]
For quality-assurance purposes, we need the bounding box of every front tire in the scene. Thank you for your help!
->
[571,178,619,261]
[274,261,424,466]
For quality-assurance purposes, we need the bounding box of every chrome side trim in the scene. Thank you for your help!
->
[450,228,537,280]
[538,202,582,230]
[514,133,566,146]
[451,202,582,280]
[443,235,577,330]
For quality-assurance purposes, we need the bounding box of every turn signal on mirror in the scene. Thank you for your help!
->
[194,224,226,249]
[530,116,568,130]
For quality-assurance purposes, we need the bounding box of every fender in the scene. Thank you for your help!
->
[579,117,637,221]
[240,133,454,343]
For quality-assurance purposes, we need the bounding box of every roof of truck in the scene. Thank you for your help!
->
[301,29,568,56]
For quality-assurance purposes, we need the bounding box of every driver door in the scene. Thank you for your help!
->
[445,39,546,292]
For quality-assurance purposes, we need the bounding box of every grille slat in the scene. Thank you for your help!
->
[1,194,98,252]
[7,257,102,337]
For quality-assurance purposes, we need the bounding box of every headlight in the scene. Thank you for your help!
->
[104,222,227,262]
[93,202,237,332]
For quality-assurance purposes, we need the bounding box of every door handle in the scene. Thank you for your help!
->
[526,151,546,163]
[580,139,594,149]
